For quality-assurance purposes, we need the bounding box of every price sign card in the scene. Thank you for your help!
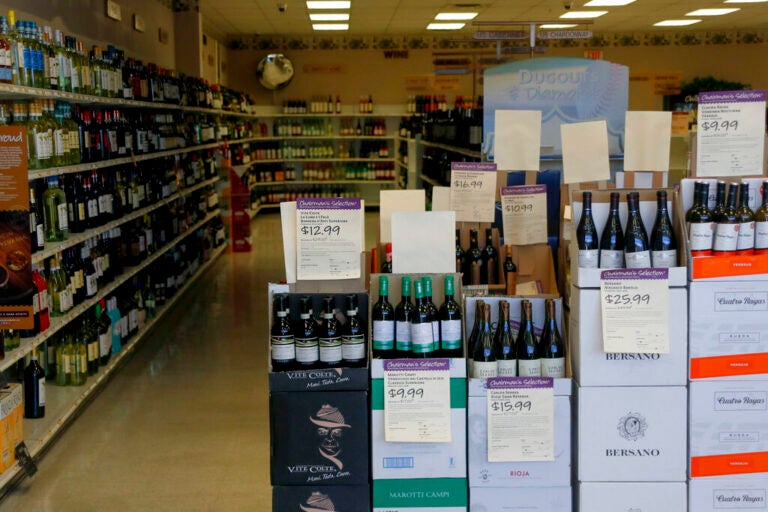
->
[600,268,670,354]
[384,359,451,443]
[296,198,363,280]
[486,377,554,462]
[501,185,548,245]
[696,90,767,177]
[450,162,498,222]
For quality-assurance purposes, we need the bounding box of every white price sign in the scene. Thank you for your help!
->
[696,90,767,177]
[384,359,451,443]
[486,377,554,462]
[296,197,363,280]
[600,268,670,354]
[450,162,498,222]
[501,184,548,245]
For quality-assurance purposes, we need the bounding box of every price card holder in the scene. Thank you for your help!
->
[501,184,548,245]
[384,359,451,443]
[600,268,670,353]
[486,377,554,462]
[450,162,498,222]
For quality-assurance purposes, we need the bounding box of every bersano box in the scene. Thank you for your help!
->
[577,385,687,482]
[689,477,768,511]
[370,358,466,480]
[373,478,468,512]
[689,280,768,381]
[273,485,370,512]
[578,482,687,511]
[270,391,369,486]
[469,486,572,512]
[690,380,768,478]
[569,285,688,386]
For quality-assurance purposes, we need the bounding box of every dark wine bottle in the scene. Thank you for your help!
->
[713,183,740,256]
[650,190,678,268]
[467,300,484,363]
[540,299,566,377]
[711,180,727,220]
[455,229,465,280]
[472,302,497,378]
[599,191,624,269]
[515,300,541,377]
[341,294,366,368]
[394,277,414,357]
[295,296,319,369]
[502,246,517,295]
[438,275,463,358]
[23,348,45,419]
[422,277,440,352]
[270,294,295,372]
[96,299,111,366]
[687,181,714,257]
[481,228,498,285]
[410,280,435,358]
[576,191,599,268]
[736,182,755,253]
[624,192,651,268]
[319,296,342,368]
[464,229,483,285]
[380,242,393,273]
[372,276,395,359]
[754,181,768,255]
[495,301,516,377]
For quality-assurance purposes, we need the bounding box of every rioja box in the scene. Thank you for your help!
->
[578,482,686,511]
[273,485,370,512]
[689,477,768,511]
[470,486,571,512]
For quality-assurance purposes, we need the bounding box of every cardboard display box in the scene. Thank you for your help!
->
[0,384,22,474]
[689,477,768,511]
[569,285,688,386]
[577,385,687,482]
[270,390,369,486]
[273,485,370,512]
[373,478,468,512]
[470,486,572,512]
[690,380,768,478]
[578,482,687,511]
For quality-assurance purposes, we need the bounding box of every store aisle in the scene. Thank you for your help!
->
[0,211,380,512]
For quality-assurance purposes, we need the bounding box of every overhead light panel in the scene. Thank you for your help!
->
[540,24,578,28]
[312,23,349,30]
[561,11,608,18]
[725,0,767,3]
[435,12,478,20]
[686,8,740,15]
[306,1,351,9]
[309,13,350,20]
[584,0,635,5]
[654,19,701,26]
[427,22,466,30]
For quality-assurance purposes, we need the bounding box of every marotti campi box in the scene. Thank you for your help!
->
[272,485,370,512]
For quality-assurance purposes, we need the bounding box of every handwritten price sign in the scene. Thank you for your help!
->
[501,185,547,245]
[450,162,498,222]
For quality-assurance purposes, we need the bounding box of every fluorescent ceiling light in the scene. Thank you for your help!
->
[654,19,701,26]
[309,13,350,20]
[306,1,351,9]
[585,0,634,5]
[540,24,578,28]
[686,8,740,15]
[312,23,349,30]
[427,22,466,30]
[435,12,478,20]
[560,10,608,18]
[725,0,767,3]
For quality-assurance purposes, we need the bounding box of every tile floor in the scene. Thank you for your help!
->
[0,212,379,512]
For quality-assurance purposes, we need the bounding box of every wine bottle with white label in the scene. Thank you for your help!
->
[599,191,624,269]
[436,276,462,358]
[494,301,516,377]
[422,277,440,352]
[515,300,540,377]
[472,303,497,378]
[395,276,414,357]
[295,296,319,368]
[687,181,714,257]
[736,182,755,253]
[24,348,45,419]
[624,192,651,268]
[713,183,740,256]
[319,296,342,368]
[270,294,296,372]
[754,181,768,255]
[342,294,366,368]
[410,280,435,358]
[372,276,395,359]
[650,190,677,268]
[577,191,599,268]
[540,299,566,378]
[467,299,483,363]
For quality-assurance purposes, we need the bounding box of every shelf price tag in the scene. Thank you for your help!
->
[384,359,451,443]
[501,185,548,245]
[296,197,363,280]
[486,377,554,462]
[450,162,498,222]
[696,90,766,177]
[600,268,670,354]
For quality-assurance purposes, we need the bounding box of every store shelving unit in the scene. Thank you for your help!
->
[420,139,482,160]
[250,179,396,186]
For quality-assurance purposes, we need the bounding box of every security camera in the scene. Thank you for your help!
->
[278,2,287,12]
[564,1,573,9]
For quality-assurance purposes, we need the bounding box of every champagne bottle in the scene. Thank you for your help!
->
[599,191,624,269]
[455,229,465,279]
[624,192,651,268]
[540,299,566,377]
[410,280,435,358]
[713,183,740,256]
[464,229,483,285]
[372,276,395,359]
[422,277,440,352]
[294,297,319,369]
[341,294,366,368]
[495,301,516,377]
[472,303,497,378]
[754,181,768,255]
[23,348,45,418]
[516,300,541,377]
[319,296,342,368]
[438,275,463,358]
[270,294,295,372]
[394,276,414,356]
[481,228,498,285]
[503,247,517,295]
[576,191,599,268]
[736,182,755,253]
[650,190,677,268]
[687,181,714,257]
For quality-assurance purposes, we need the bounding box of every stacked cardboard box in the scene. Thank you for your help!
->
[0,384,22,475]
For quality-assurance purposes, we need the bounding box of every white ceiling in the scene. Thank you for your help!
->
[199,0,768,40]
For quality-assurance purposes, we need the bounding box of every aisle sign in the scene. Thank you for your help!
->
[696,90,766,177]
[450,162,498,222]
[600,268,670,354]
[383,359,451,443]
[501,185,548,245]
[296,198,363,280]
[486,377,554,462]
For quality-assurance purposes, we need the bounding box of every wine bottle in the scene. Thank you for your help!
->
[372,276,395,359]
[341,294,366,368]
[464,229,483,285]
[410,280,435,358]
[650,190,678,268]
[712,181,727,220]
[576,191,599,268]
[503,247,517,295]
[687,181,714,257]
[713,183,740,256]
[438,275,463,358]
[455,229,465,278]
[30,185,44,254]
[540,299,566,377]
[472,303,497,378]
[515,300,541,377]
[318,296,342,368]
[754,181,768,255]
[83,315,99,376]
[495,301,516,377]
[394,276,414,357]
[95,299,111,366]
[481,228,498,285]
[422,277,440,352]
[380,242,392,273]
[71,322,87,386]
[42,175,68,242]
[270,294,295,372]
[23,348,45,418]
[624,192,651,268]
[736,182,755,253]
[467,300,483,364]
[599,192,624,269]
[295,297,319,369]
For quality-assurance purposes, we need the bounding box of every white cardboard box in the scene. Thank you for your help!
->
[577,385,687,482]
[689,477,768,511]
[469,486,572,512]
[689,280,768,381]
[570,285,688,386]
[578,482,687,511]
[689,380,768,479]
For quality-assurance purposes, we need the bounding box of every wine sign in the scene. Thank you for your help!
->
[696,90,766,177]
[486,376,554,462]
[600,268,670,354]
[450,162,498,222]
[501,185,548,245]
[383,359,451,443]
[296,198,363,280]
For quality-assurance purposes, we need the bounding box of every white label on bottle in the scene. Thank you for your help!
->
[625,250,651,269]
[120,316,128,339]
[541,357,566,378]
[342,334,365,360]
[411,323,434,354]
[599,250,624,269]
[440,319,462,350]
[295,338,318,363]
[57,203,68,230]
[32,291,39,314]
[651,250,677,268]
[372,320,395,351]
[38,377,45,406]
[518,359,542,377]
[129,310,138,331]
[88,198,98,219]
[689,222,715,251]
[319,337,342,364]
[714,223,740,252]
[497,359,518,377]
[738,221,755,250]
[86,274,98,297]
[271,335,295,361]
[36,225,45,247]
[54,129,65,156]
[473,361,498,378]
[396,321,411,351]
[40,289,48,311]
[99,332,111,358]
[431,321,440,349]
[88,342,98,360]
[755,221,768,250]
[578,249,599,268]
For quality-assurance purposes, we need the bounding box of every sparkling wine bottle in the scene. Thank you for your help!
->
[540,299,566,377]
[515,300,541,377]
[495,301,516,377]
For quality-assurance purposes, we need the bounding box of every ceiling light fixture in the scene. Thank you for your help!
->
[306,1,351,9]
[725,0,767,3]
[654,19,702,26]
[312,23,349,30]
[435,12,478,20]
[560,11,608,19]
[427,22,466,30]
[584,0,635,5]
[686,8,740,15]
[540,24,578,28]
[309,13,350,21]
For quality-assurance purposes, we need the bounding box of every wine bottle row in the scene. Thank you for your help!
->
[456,228,518,287]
